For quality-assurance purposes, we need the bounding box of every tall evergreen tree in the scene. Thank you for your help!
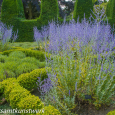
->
[106,0,114,18]
[38,0,59,26]
[73,0,93,23]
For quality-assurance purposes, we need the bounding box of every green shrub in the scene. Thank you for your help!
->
[38,0,59,26]
[1,0,25,26]
[107,110,115,115]
[21,49,45,61]
[17,68,51,91]
[2,49,46,61]
[105,0,114,18]
[9,87,30,108]
[0,81,4,94]
[16,62,38,77]
[5,57,21,63]
[73,0,94,23]
[3,61,20,73]
[17,94,44,114]
[20,57,40,67]
[0,54,8,63]
[9,51,26,59]
[37,105,61,115]
[1,78,19,102]
[0,69,6,82]
[38,62,46,68]
[3,69,16,79]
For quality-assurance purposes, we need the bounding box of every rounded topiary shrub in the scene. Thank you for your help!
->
[0,54,8,63]
[3,69,16,79]
[36,105,61,115]
[107,110,115,115]
[17,94,44,111]
[9,87,30,108]
[38,0,59,26]
[16,62,38,77]
[1,0,25,26]
[20,57,40,67]
[8,51,26,59]
[0,69,6,82]
[73,0,94,23]
[3,61,20,73]
[5,57,21,63]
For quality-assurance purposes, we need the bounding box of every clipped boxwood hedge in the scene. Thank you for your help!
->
[17,67,51,91]
[107,110,115,115]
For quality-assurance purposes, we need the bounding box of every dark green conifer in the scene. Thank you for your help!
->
[1,0,25,26]
[73,0,94,23]
[38,0,59,26]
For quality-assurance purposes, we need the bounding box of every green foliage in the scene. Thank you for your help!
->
[15,19,38,42]
[38,0,59,26]
[3,61,20,73]
[105,0,114,18]
[73,0,94,23]
[17,67,50,91]
[0,54,7,63]
[5,57,21,63]
[16,62,38,77]
[9,51,26,59]
[107,110,115,115]
[38,62,46,68]
[112,0,115,23]
[37,105,61,115]
[3,69,16,79]
[9,87,30,108]
[0,69,6,82]
[2,48,45,61]
[17,94,44,113]
[21,49,45,61]
[1,0,25,26]
[0,41,11,52]
[20,57,40,67]
[1,78,18,102]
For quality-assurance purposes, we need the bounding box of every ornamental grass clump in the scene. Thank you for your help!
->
[34,5,115,114]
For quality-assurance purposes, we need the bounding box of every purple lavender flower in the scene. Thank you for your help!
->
[69,90,70,96]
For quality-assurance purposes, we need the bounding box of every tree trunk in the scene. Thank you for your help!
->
[28,2,33,19]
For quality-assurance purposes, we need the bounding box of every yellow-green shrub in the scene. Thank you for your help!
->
[1,48,46,61]
[0,54,8,63]
[21,49,45,61]
[17,67,51,91]
[20,57,40,67]
[17,95,44,114]
[0,68,6,82]
[3,61,20,73]
[1,78,19,102]
[16,62,38,77]
[3,69,16,79]
[37,105,61,115]
[107,110,115,115]
[9,51,26,59]
[1,49,18,55]
[38,62,46,68]
[9,87,30,108]
[5,57,21,63]
[0,81,4,94]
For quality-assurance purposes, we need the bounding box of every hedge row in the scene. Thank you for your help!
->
[0,69,61,115]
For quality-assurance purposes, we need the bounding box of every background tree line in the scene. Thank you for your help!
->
[0,0,108,20]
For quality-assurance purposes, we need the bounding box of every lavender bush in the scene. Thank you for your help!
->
[35,5,115,114]
[0,21,18,52]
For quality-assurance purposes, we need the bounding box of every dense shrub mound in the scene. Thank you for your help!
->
[0,49,46,81]
[16,62,38,77]
[8,51,26,58]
